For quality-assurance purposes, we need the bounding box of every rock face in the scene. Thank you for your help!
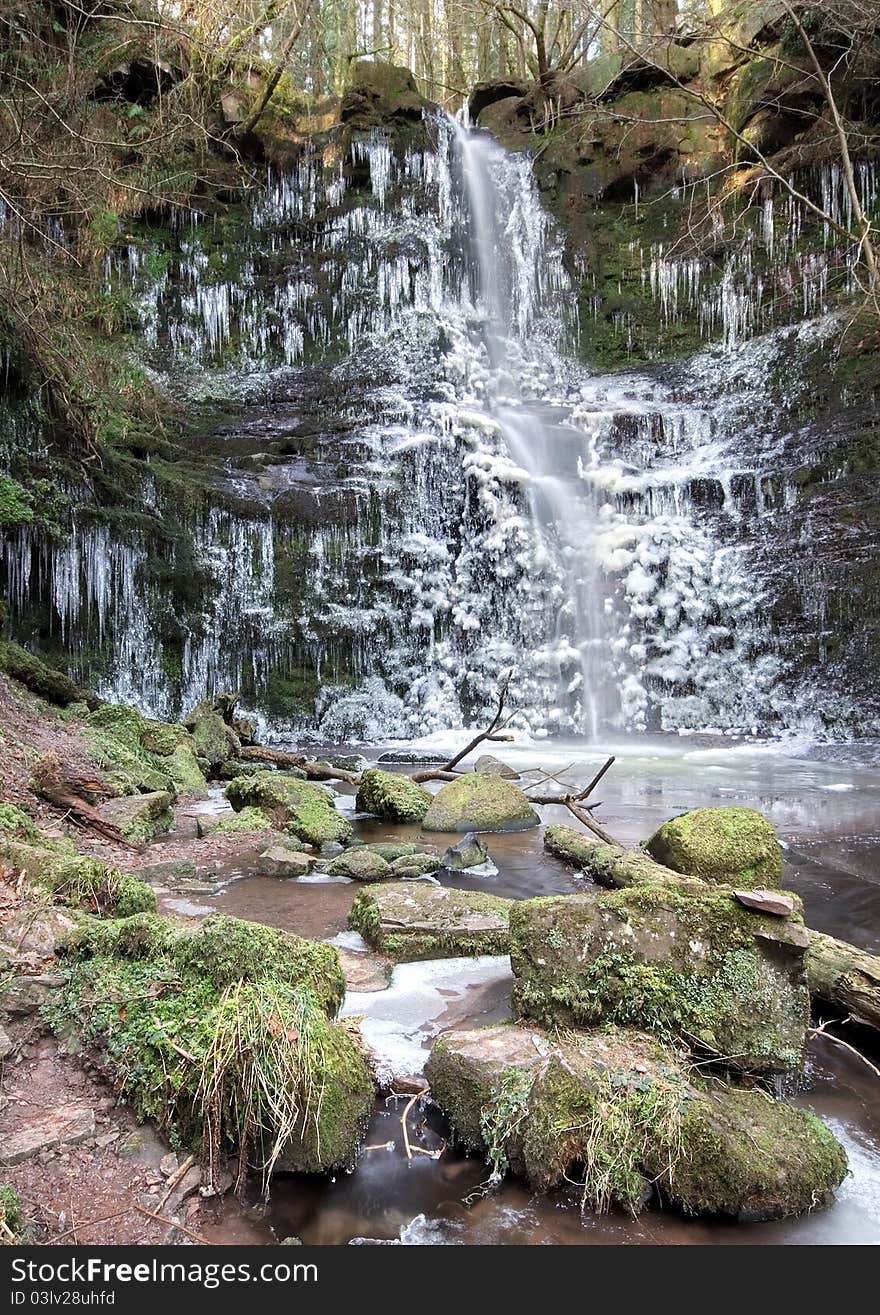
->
[340,60,427,129]
[509,883,810,1073]
[426,1024,847,1220]
[225,772,352,847]
[98,790,174,843]
[329,848,391,882]
[422,773,539,833]
[646,807,782,889]
[349,881,512,960]
[355,769,432,823]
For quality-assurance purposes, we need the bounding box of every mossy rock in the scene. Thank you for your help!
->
[349,881,511,960]
[422,773,539,833]
[340,59,427,128]
[176,914,346,1017]
[88,703,147,745]
[355,769,432,823]
[163,743,207,794]
[226,772,352,847]
[389,853,442,877]
[185,708,240,771]
[98,790,174,843]
[367,842,432,861]
[646,807,783,889]
[141,720,193,757]
[0,641,95,708]
[509,883,809,1074]
[86,726,176,796]
[48,915,370,1176]
[210,806,275,836]
[328,848,390,882]
[0,843,156,918]
[426,1023,847,1219]
[0,1184,25,1241]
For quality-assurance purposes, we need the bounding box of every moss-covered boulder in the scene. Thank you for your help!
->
[349,881,512,960]
[340,59,427,129]
[49,911,371,1177]
[0,837,155,918]
[98,790,174,843]
[256,846,313,878]
[226,772,352,846]
[422,773,539,833]
[510,883,809,1073]
[328,848,390,882]
[426,1024,847,1219]
[86,713,176,796]
[355,769,432,823]
[163,743,207,794]
[208,806,275,836]
[184,706,241,771]
[389,853,442,877]
[0,641,96,708]
[646,807,782,889]
[140,720,193,757]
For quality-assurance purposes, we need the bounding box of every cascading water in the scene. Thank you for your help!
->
[2,112,874,738]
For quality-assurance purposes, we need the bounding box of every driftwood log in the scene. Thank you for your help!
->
[545,824,880,1037]
[32,755,143,851]
[238,745,361,785]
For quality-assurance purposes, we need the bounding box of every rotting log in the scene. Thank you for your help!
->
[544,823,880,1036]
[238,745,361,785]
[806,931,880,1033]
[31,756,142,850]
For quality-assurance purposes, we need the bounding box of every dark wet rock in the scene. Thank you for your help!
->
[473,754,520,779]
[98,790,174,843]
[355,768,432,823]
[2,973,66,1017]
[441,832,489,870]
[426,1023,846,1220]
[329,848,391,883]
[469,78,529,122]
[320,841,346,857]
[510,882,809,1074]
[422,773,539,833]
[646,807,783,889]
[349,881,511,960]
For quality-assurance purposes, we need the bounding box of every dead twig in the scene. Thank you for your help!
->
[157,1153,196,1211]
[134,1203,211,1245]
[400,1091,421,1161]
[811,1019,880,1078]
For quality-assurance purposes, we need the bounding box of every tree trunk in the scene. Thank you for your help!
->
[806,932,880,1032]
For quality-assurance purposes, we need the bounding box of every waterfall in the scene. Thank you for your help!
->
[1,114,869,738]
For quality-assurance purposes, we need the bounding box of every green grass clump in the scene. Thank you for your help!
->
[40,856,157,918]
[0,1185,26,1243]
[212,806,274,834]
[0,803,42,842]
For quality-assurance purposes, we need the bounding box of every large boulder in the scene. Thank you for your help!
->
[256,845,313,879]
[646,807,783,889]
[225,772,352,847]
[422,773,539,833]
[184,704,240,771]
[426,1024,846,1220]
[348,881,512,960]
[355,769,432,823]
[510,882,810,1074]
[98,790,174,843]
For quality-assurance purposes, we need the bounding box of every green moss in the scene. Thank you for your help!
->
[175,914,345,1016]
[349,882,511,960]
[0,641,92,708]
[646,807,783,888]
[0,803,42,842]
[328,848,391,882]
[0,1184,26,1241]
[510,885,808,1072]
[226,772,352,847]
[163,742,207,793]
[355,769,432,823]
[86,725,175,796]
[38,855,156,918]
[45,909,370,1177]
[422,773,539,833]
[0,476,34,527]
[141,720,192,756]
[212,806,275,834]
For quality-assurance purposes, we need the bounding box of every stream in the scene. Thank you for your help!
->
[157,735,880,1246]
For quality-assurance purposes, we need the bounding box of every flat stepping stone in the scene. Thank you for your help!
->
[0,1107,95,1165]
[348,881,511,960]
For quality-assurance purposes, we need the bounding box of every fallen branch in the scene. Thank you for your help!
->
[32,757,143,851]
[239,745,361,785]
[439,672,515,775]
[811,1020,880,1079]
[157,1153,196,1211]
[400,1091,421,1161]
[806,932,880,1035]
[134,1204,211,1246]
[525,756,620,844]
